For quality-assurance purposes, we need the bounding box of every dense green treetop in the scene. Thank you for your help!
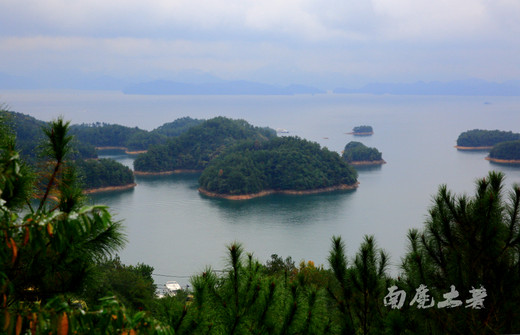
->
[352,125,373,133]
[198,136,358,195]
[342,141,383,163]
[0,110,133,190]
[152,116,204,137]
[488,140,520,160]
[70,117,203,151]
[401,171,520,333]
[70,123,160,151]
[456,129,520,147]
[1,110,97,161]
[76,158,135,189]
[134,117,277,172]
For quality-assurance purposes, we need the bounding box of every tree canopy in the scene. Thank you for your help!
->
[134,117,276,173]
[488,140,520,160]
[0,110,136,190]
[1,117,127,324]
[342,141,383,163]
[456,129,520,147]
[0,110,97,161]
[198,136,358,195]
[352,125,373,134]
[76,158,135,190]
[400,171,520,333]
[70,117,203,151]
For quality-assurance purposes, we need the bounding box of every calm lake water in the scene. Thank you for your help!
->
[3,90,520,288]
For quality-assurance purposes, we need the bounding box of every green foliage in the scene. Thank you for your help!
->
[199,136,358,195]
[187,243,333,335]
[2,110,136,190]
[1,116,130,334]
[70,123,153,151]
[264,254,296,276]
[0,116,34,209]
[489,140,520,160]
[342,141,383,163]
[401,171,520,334]
[1,295,171,334]
[152,117,204,137]
[1,118,126,302]
[86,257,157,311]
[134,117,277,173]
[456,129,520,147]
[0,110,97,162]
[70,117,204,151]
[352,125,373,134]
[327,235,390,335]
[76,158,135,190]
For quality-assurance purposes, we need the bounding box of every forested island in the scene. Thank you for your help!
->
[198,136,358,199]
[70,116,203,153]
[133,117,276,174]
[347,125,373,136]
[455,129,520,149]
[342,141,385,165]
[486,140,520,164]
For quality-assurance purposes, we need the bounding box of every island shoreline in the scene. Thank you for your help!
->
[134,169,202,176]
[95,146,147,155]
[83,183,137,194]
[454,145,493,150]
[349,160,386,166]
[485,157,520,164]
[198,182,360,200]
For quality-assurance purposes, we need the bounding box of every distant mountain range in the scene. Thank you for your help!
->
[2,71,520,96]
[122,80,325,95]
[333,79,520,96]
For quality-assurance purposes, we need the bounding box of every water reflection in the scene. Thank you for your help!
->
[200,189,357,227]
[353,164,384,172]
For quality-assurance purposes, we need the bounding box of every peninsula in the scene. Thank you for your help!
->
[198,136,358,199]
[76,158,136,193]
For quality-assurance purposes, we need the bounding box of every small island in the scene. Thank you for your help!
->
[346,125,374,136]
[198,136,358,200]
[342,141,385,165]
[486,140,520,164]
[455,129,520,150]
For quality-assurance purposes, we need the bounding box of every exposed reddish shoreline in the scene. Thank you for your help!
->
[198,182,359,200]
[349,160,386,166]
[83,183,137,194]
[133,169,202,176]
[454,145,493,150]
[95,146,147,155]
[485,157,520,164]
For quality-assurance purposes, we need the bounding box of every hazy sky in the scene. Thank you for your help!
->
[1,0,519,88]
